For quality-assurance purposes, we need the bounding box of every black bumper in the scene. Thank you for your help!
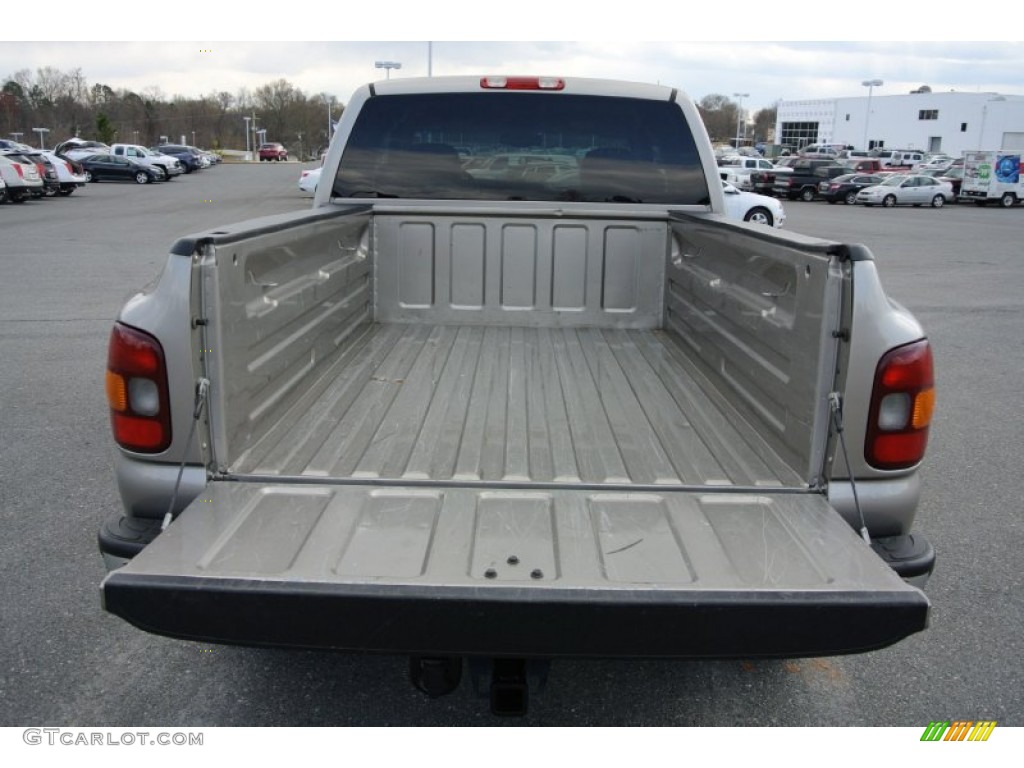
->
[102,573,929,659]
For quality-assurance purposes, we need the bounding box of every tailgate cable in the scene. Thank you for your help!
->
[829,392,871,545]
[161,377,211,531]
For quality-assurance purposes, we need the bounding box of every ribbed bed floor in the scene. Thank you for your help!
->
[233,323,802,488]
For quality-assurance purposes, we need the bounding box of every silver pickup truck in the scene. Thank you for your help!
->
[99,76,935,713]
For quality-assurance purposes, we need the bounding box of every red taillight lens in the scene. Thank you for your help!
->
[106,323,172,453]
[480,76,565,90]
[865,340,934,470]
[14,163,24,179]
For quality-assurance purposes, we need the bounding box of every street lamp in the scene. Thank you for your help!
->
[32,127,49,149]
[375,61,402,79]
[733,93,749,148]
[323,95,334,148]
[861,79,883,150]
[243,116,251,158]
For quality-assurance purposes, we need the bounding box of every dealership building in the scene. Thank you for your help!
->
[775,89,1024,155]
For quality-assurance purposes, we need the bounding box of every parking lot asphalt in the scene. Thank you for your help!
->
[0,165,1021,726]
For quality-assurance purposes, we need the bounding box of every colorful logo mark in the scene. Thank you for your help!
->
[920,721,997,742]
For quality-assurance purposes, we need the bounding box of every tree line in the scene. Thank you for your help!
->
[696,94,777,147]
[1,67,343,159]
[1,66,778,156]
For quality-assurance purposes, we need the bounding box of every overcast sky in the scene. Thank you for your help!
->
[3,4,1021,113]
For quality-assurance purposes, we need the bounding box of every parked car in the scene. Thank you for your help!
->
[718,155,778,191]
[920,167,964,197]
[876,150,926,170]
[773,160,848,201]
[41,150,88,196]
[111,144,184,179]
[914,154,954,171]
[818,173,886,205]
[5,151,59,197]
[298,166,321,194]
[839,158,884,174]
[0,174,6,203]
[721,181,785,226]
[78,154,166,184]
[55,139,111,161]
[153,144,203,173]
[0,152,44,202]
[258,142,288,161]
[856,174,954,207]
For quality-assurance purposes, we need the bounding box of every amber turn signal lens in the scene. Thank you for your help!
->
[106,370,127,412]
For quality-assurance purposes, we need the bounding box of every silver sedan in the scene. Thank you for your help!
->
[856,174,954,208]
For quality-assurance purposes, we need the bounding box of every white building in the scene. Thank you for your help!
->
[776,90,1024,155]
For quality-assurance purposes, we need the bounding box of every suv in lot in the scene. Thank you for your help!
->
[258,142,288,161]
[153,144,204,173]
[772,159,847,201]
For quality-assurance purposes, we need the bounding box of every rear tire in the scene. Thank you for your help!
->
[1000,192,1016,208]
[931,194,945,208]
[800,187,815,202]
[844,191,858,205]
[84,170,94,182]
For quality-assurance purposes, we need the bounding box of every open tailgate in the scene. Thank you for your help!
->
[102,482,928,658]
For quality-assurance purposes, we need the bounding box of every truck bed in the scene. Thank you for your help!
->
[232,322,802,489]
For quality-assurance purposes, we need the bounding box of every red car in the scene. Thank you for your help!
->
[258,143,288,161]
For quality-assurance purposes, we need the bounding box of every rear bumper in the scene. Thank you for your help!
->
[102,573,929,659]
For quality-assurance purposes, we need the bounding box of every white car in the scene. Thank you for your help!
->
[856,174,954,208]
[721,181,786,227]
[41,151,88,196]
[298,166,322,194]
[0,152,44,202]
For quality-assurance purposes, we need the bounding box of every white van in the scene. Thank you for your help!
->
[877,150,925,169]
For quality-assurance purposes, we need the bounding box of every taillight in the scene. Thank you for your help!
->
[106,323,172,453]
[14,163,24,179]
[865,340,934,470]
[480,76,565,90]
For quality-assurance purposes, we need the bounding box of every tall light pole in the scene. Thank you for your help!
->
[324,95,333,148]
[375,61,402,79]
[32,127,49,149]
[733,93,749,148]
[243,116,251,158]
[428,42,433,76]
[861,79,883,150]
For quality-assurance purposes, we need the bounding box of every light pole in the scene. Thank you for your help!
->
[861,79,883,150]
[375,61,402,79]
[32,127,49,149]
[733,93,749,148]
[10,132,23,143]
[324,95,333,148]
[243,116,251,158]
